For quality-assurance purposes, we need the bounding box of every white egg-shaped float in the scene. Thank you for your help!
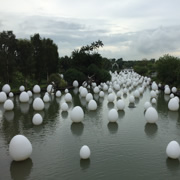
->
[99,91,104,98]
[166,141,180,159]
[168,98,179,111]
[88,99,97,111]
[73,80,79,87]
[116,99,125,110]
[144,101,152,110]
[47,84,53,93]
[19,92,29,103]
[32,113,43,125]
[43,94,50,103]
[4,99,14,111]
[56,90,61,97]
[33,85,41,94]
[0,91,7,103]
[108,109,118,122]
[108,88,113,94]
[33,98,44,111]
[107,93,115,102]
[65,88,69,93]
[86,93,93,102]
[9,135,32,161]
[80,88,88,98]
[133,90,140,98]
[80,145,91,159]
[170,93,175,99]
[129,95,135,103]
[145,107,158,123]
[27,90,33,97]
[9,92,14,98]
[150,90,157,98]
[64,93,72,102]
[19,85,25,92]
[2,84,11,94]
[164,87,170,95]
[70,106,84,123]
[103,84,108,91]
[172,87,177,93]
[151,98,157,104]
[61,102,69,111]
[94,87,100,94]
[151,82,158,91]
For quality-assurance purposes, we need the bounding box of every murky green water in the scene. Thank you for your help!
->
[1,87,180,180]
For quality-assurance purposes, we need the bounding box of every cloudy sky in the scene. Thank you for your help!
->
[0,0,180,60]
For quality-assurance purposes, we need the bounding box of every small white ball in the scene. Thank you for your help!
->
[107,93,115,102]
[43,94,50,103]
[73,80,79,87]
[116,99,125,110]
[70,106,84,123]
[0,91,7,103]
[133,90,140,98]
[2,84,11,94]
[172,87,177,93]
[88,99,97,111]
[80,88,88,98]
[164,87,170,95]
[116,91,121,98]
[9,92,14,98]
[168,98,179,111]
[151,98,157,104]
[65,89,69,93]
[33,98,44,111]
[166,141,180,159]
[64,93,72,102]
[80,145,91,159]
[9,135,32,161]
[99,91,104,98]
[145,107,158,123]
[32,113,43,125]
[150,90,156,98]
[129,95,135,103]
[56,90,61,97]
[19,92,29,103]
[19,85,25,92]
[4,99,14,111]
[86,93,93,102]
[27,90,33,97]
[108,109,118,122]
[144,101,152,110]
[94,87,100,94]
[61,102,69,111]
[33,85,41,94]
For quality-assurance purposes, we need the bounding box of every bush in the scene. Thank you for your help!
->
[99,69,111,82]
[64,68,86,85]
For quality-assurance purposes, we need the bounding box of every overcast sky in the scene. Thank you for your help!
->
[0,0,180,60]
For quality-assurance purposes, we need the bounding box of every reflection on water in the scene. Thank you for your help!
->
[166,158,180,171]
[33,93,41,99]
[80,159,91,170]
[71,122,84,136]
[20,103,30,114]
[94,94,99,101]
[61,111,68,119]
[118,110,125,119]
[128,103,136,108]
[4,111,14,122]
[144,123,158,138]
[107,122,118,134]
[164,94,170,102]
[168,111,179,121]
[44,102,50,110]
[10,158,33,180]
[107,102,114,109]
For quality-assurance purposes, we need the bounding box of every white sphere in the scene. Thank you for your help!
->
[61,102,69,111]
[99,91,104,98]
[88,99,97,110]
[47,84,53,93]
[150,90,156,98]
[70,106,84,123]
[27,90,33,97]
[4,99,14,111]
[64,93,72,102]
[73,80,79,87]
[80,88,88,98]
[2,84,11,94]
[56,90,61,97]
[168,98,179,111]
[103,84,108,91]
[19,85,25,92]
[108,88,113,93]
[9,135,32,161]
[170,93,175,99]
[174,96,180,103]
[164,87,170,95]
[166,141,180,159]
[65,89,69,93]
[116,99,125,110]
[151,98,157,104]
[0,91,7,103]
[9,92,14,98]
[144,101,152,110]
[117,91,121,98]
[94,87,99,94]
[134,90,140,98]
[33,98,44,111]
[129,95,135,103]
[19,92,29,103]
[32,113,43,125]
[172,87,177,93]
[43,94,50,103]
[151,82,158,91]
[123,88,128,94]
[107,93,115,102]
[108,109,118,122]
[33,85,41,94]
[80,145,91,159]
[145,107,158,123]
[86,93,93,102]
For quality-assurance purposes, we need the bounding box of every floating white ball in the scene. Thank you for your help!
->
[0,91,7,103]
[9,135,32,161]
[64,93,72,102]
[19,85,25,92]
[43,94,50,103]
[144,101,152,110]
[80,145,91,159]
[107,93,115,102]
[4,99,14,111]
[145,107,158,123]
[86,93,93,102]
[151,98,157,104]
[56,90,61,97]
[73,80,79,87]
[129,95,135,103]
[2,84,11,94]
[32,113,43,125]
[9,92,14,98]
[61,102,69,111]
[168,98,179,111]
[116,99,125,110]
[166,141,180,159]
[70,106,84,123]
[94,87,99,94]
[88,99,97,111]
[33,85,41,94]
[99,91,104,98]
[33,98,44,111]
[19,92,29,103]
[108,109,118,122]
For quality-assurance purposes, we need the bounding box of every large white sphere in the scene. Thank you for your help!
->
[73,80,79,87]
[43,94,50,103]
[108,109,118,122]
[64,93,72,102]
[61,102,69,111]
[19,85,25,92]
[145,107,158,123]
[33,85,41,94]
[166,141,180,159]
[116,99,125,110]
[56,90,61,97]
[0,91,7,103]
[99,91,104,98]
[19,92,29,103]
[4,99,14,111]
[144,101,152,110]
[94,87,99,94]
[33,98,44,111]
[129,95,135,103]
[80,145,91,159]
[168,98,179,111]
[88,99,97,110]
[107,93,115,102]
[2,84,11,94]
[80,88,88,98]
[32,113,43,125]
[86,93,93,102]
[70,106,84,123]
[9,135,32,161]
